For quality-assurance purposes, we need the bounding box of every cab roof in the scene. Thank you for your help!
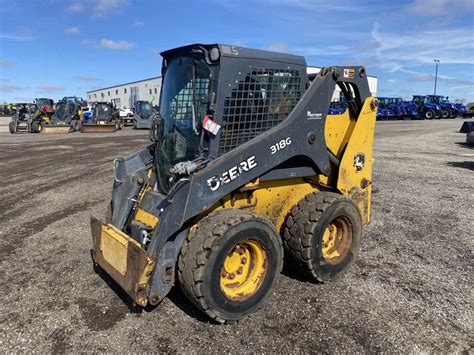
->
[161,43,307,66]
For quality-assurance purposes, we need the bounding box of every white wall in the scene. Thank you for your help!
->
[307,67,378,101]
[87,77,162,108]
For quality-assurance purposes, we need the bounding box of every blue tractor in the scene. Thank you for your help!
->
[376,97,397,120]
[425,95,457,119]
[453,103,473,118]
[402,100,419,120]
[328,100,347,115]
[411,95,442,119]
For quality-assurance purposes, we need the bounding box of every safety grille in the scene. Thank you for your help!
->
[218,69,301,156]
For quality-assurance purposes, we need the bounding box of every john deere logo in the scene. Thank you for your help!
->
[353,153,365,172]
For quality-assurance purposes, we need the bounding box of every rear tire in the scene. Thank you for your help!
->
[8,121,15,134]
[283,192,362,282]
[424,109,434,119]
[178,209,283,324]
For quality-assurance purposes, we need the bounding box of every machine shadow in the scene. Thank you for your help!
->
[446,161,474,171]
[454,142,473,150]
[166,287,214,323]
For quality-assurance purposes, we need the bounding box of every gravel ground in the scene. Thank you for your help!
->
[0,120,472,353]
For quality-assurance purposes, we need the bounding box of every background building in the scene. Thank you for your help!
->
[86,67,377,109]
[87,76,161,109]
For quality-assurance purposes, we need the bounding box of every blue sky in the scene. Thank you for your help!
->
[0,0,473,103]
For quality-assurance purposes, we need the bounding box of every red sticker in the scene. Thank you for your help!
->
[202,116,221,135]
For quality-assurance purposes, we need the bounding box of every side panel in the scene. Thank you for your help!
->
[336,99,377,224]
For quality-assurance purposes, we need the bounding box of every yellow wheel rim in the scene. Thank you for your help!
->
[321,216,352,265]
[220,240,268,301]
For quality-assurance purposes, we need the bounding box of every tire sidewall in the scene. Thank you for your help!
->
[310,200,362,281]
[203,220,282,321]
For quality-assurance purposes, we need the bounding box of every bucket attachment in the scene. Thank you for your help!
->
[42,125,73,134]
[90,217,155,306]
[81,124,117,133]
[17,123,28,133]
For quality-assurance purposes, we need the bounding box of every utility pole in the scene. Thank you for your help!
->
[434,59,440,95]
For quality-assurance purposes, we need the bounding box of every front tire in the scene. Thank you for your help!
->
[8,121,15,134]
[178,209,283,324]
[31,121,40,133]
[283,192,362,282]
[424,109,434,119]
[441,110,449,119]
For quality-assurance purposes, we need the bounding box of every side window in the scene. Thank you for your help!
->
[219,69,301,155]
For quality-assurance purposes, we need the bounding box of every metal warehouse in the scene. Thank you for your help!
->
[86,67,377,109]
[87,76,162,109]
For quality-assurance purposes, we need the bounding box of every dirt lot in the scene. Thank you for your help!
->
[0,120,472,352]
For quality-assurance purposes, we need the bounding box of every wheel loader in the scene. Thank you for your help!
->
[81,102,121,133]
[90,44,377,323]
[43,100,83,134]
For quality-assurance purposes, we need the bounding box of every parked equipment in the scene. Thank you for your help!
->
[460,121,474,144]
[133,100,154,129]
[8,103,37,133]
[119,107,134,126]
[328,100,347,115]
[81,102,121,133]
[63,96,88,109]
[89,44,377,323]
[411,95,442,119]
[425,95,457,118]
[43,101,83,134]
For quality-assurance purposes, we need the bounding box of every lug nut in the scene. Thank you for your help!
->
[241,257,247,265]
[237,266,244,275]
[221,270,228,278]
[229,273,236,280]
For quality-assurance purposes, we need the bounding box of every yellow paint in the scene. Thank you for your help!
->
[135,208,159,228]
[100,224,133,276]
[325,110,354,158]
[336,99,377,225]
[220,240,267,301]
[211,178,320,233]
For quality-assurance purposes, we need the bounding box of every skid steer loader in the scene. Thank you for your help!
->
[133,100,154,129]
[90,44,377,323]
[9,103,37,133]
[81,102,121,133]
[43,101,83,134]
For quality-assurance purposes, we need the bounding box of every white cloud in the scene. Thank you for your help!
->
[132,20,144,27]
[0,33,35,41]
[371,22,474,69]
[67,0,129,16]
[408,0,473,16]
[264,42,289,53]
[0,60,14,66]
[65,26,80,34]
[68,1,85,12]
[0,84,25,93]
[74,74,99,81]
[37,85,64,93]
[99,38,135,50]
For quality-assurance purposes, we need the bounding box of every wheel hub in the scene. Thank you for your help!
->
[321,217,352,265]
[220,240,267,301]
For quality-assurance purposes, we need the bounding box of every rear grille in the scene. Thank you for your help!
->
[218,69,301,156]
